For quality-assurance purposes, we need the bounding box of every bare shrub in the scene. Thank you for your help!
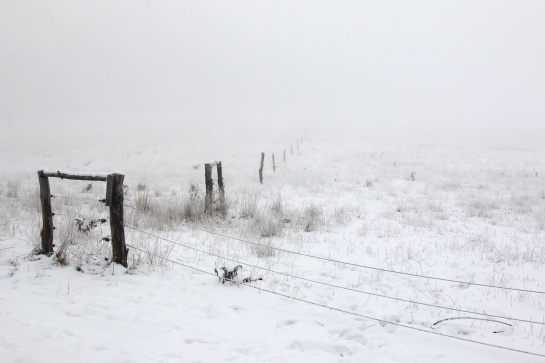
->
[6,180,21,198]
[136,182,147,191]
[135,190,153,212]
[303,203,323,232]
[270,194,283,216]
[214,197,230,219]
[162,198,184,221]
[332,206,350,225]
[55,241,69,266]
[253,213,283,238]
[239,196,258,219]
[182,196,204,221]
[53,219,78,266]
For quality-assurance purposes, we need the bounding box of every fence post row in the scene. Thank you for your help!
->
[37,170,127,267]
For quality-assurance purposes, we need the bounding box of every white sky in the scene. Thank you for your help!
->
[1,1,544,140]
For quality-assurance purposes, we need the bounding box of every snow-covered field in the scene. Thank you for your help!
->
[1,129,544,362]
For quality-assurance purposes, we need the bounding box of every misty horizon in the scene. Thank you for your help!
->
[1,1,544,145]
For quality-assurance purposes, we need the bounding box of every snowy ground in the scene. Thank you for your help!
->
[1,130,544,362]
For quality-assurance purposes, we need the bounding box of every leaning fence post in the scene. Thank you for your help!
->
[109,173,127,267]
[37,170,54,255]
[205,163,213,213]
[259,152,265,184]
[217,161,225,204]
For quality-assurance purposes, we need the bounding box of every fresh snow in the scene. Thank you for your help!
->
[1,131,544,362]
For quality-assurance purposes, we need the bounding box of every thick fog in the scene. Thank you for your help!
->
[1,1,544,146]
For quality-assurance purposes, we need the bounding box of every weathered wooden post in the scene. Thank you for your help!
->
[259,152,264,184]
[37,170,54,255]
[36,169,127,266]
[283,149,286,163]
[205,163,213,213]
[108,173,127,267]
[272,154,276,172]
[217,161,225,204]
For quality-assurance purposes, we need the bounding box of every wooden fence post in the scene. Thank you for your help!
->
[217,161,225,204]
[283,149,286,164]
[205,163,213,213]
[272,154,276,172]
[37,170,54,255]
[259,152,264,184]
[109,173,127,267]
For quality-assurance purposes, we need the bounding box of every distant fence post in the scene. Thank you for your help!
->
[217,161,225,204]
[37,170,54,255]
[205,163,213,213]
[259,152,264,184]
[109,173,127,267]
[272,154,276,173]
[283,149,286,164]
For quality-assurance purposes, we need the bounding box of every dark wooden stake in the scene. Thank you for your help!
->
[259,152,265,184]
[109,173,127,267]
[205,163,213,213]
[272,154,276,172]
[217,161,225,204]
[38,170,54,255]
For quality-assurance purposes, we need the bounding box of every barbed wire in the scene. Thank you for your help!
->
[124,205,545,295]
[124,224,544,326]
[126,244,545,359]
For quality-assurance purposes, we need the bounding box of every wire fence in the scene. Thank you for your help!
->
[124,224,544,326]
[126,244,545,359]
[124,204,545,295]
[10,189,545,357]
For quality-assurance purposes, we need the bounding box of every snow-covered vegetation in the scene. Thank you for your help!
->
[1,130,544,362]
